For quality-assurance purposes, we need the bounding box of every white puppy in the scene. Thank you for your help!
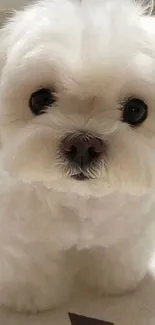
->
[0,0,155,313]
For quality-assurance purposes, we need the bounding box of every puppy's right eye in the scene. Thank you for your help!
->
[29,88,55,116]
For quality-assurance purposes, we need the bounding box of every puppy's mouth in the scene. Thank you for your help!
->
[71,172,90,181]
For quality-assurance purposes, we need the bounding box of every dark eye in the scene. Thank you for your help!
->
[29,88,55,116]
[122,98,148,126]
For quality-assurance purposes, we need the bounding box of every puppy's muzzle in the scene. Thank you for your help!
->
[61,133,105,180]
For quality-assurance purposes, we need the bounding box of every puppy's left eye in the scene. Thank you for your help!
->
[29,88,55,116]
[122,98,148,126]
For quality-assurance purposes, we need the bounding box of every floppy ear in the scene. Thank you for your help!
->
[0,14,12,70]
[0,12,15,147]
[0,31,7,76]
[0,17,10,78]
[0,8,20,78]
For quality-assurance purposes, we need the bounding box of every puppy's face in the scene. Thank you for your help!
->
[0,0,155,196]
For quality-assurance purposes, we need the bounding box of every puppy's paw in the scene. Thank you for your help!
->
[0,256,74,313]
[95,273,144,296]
[81,266,145,296]
[0,281,71,313]
[79,248,147,296]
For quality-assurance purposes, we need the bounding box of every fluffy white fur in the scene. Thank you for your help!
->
[0,0,155,312]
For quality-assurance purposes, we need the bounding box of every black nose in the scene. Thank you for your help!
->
[62,134,104,168]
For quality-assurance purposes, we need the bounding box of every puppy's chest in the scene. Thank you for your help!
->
[57,191,155,249]
[1,176,155,250]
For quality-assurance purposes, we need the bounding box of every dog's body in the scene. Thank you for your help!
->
[0,0,155,312]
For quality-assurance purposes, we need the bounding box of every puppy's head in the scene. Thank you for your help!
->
[0,0,155,196]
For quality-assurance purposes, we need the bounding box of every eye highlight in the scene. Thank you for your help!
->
[122,98,148,126]
[29,88,56,116]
